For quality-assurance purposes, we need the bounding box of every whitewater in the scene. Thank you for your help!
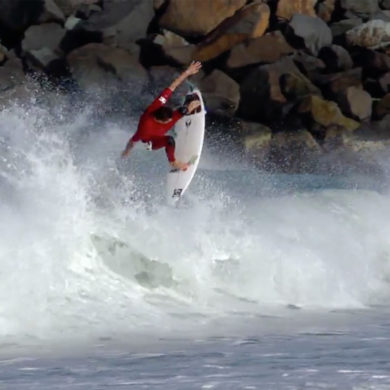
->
[1,91,390,389]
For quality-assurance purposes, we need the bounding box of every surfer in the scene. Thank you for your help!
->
[121,61,202,171]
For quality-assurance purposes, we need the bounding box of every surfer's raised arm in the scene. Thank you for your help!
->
[168,61,202,92]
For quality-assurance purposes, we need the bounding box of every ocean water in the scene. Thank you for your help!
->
[1,97,390,389]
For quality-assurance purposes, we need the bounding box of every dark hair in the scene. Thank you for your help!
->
[153,106,173,121]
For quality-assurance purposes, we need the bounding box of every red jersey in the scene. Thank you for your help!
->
[131,88,183,142]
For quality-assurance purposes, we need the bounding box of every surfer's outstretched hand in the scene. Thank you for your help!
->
[185,61,202,76]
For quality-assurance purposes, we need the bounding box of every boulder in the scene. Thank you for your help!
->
[346,19,390,49]
[318,45,353,72]
[194,2,271,62]
[79,0,154,49]
[331,18,362,38]
[352,48,390,73]
[276,0,316,20]
[374,93,390,117]
[298,95,361,131]
[0,45,7,64]
[239,121,272,161]
[317,0,336,22]
[289,14,333,55]
[293,51,326,79]
[198,70,240,116]
[340,0,379,17]
[158,0,246,36]
[268,130,322,173]
[22,23,66,52]
[227,31,295,68]
[67,43,148,91]
[239,57,320,123]
[153,30,195,65]
[39,0,65,23]
[55,0,99,16]
[314,68,363,97]
[65,15,82,30]
[0,53,24,93]
[382,0,390,10]
[338,86,372,120]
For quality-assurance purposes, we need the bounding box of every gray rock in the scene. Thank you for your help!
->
[331,18,362,38]
[289,14,332,55]
[65,15,82,30]
[382,0,390,10]
[67,43,148,91]
[198,70,240,116]
[340,0,379,17]
[239,57,320,122]
[39,0,65,23]
[318,45,353,72]
[80,0,154,49]
[27,47,59,68]
[22,23,66,52]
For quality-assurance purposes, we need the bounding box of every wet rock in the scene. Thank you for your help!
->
[159,0,246,36]
[382,0,390,10]
[194,2,271,62]
[346,19,390,49]
[239,121,272,161]
[39,0,65,23]
[340,0,380,17]
[239,57,320,123]
[318,45,353,72]
[54,0,98,17]
[289,14,332,55]
[298,95,361,131]
[276,0,316,20]
[67,43,147,91]
[79,0,154,48]
[0,45,7,64]
[227,31,294,68]
[198,70,240,116]
[65,15,82,30]
[352,48,390,73]
[268,130,322,173]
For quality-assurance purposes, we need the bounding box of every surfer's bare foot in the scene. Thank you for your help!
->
[171,160,189,171]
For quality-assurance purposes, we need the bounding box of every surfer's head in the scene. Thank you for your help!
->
[153,107,173,123]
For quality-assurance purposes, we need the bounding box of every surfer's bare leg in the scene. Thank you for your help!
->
[150,136,188,171]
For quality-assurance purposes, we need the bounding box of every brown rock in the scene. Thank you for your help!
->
[194,2,270,62]
[227,31,294,68]
[159,0,246,36]
[299,95,361,130]
[276,0,316,20]
[198,70,240,116]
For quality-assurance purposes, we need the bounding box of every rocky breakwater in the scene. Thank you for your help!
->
[1,0,390,174]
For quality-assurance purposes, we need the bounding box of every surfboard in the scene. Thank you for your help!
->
[166,87,205,203]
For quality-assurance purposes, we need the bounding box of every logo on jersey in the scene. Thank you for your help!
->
[158,96,167,104]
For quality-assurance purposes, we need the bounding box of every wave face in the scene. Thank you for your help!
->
[1,97,390,342]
